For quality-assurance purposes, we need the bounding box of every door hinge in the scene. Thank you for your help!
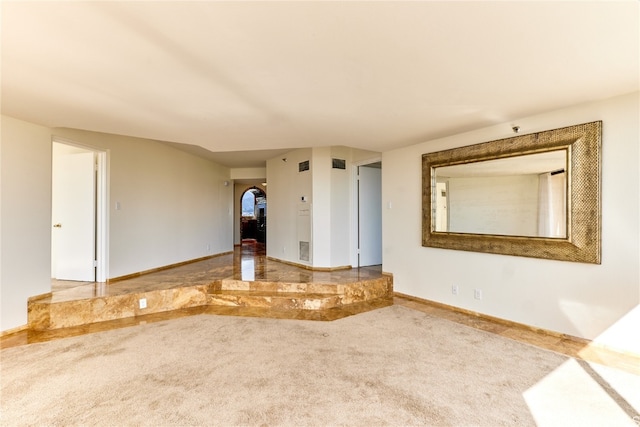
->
[93,260,98,267]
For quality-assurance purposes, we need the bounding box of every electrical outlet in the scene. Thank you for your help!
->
[451,284,459,295]
[139,298,147,309]
[474,289,483,300]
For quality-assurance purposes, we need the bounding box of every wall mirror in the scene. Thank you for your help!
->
[422,121,602,263]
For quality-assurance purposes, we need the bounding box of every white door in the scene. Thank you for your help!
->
[52,146,96,281]
[358,165,382,266]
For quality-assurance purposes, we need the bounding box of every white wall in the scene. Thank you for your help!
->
[266,148,313,264]
[382,92,640,353]
[311,147,332,267]
[1,116,53,331]
[267,146,378,268]
[330,146,351,267]
[230,168,266,180]
[447,174,539,236]
[53,128,234,278]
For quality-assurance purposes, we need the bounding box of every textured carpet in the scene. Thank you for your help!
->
[1,305,639,426]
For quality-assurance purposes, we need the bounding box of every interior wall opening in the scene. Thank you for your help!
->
[355,160,382,267]
[51,139,107,283]
[240,186,267,246]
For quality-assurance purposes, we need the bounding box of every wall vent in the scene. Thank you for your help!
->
[332,158,346,170]
[298,160,310,172]
[299,241,310,261]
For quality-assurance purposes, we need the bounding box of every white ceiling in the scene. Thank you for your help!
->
[2,1,638,168]
[436,150,566,178]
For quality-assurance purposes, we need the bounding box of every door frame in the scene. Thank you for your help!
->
[52,137,109,282]
[350,156,382,267]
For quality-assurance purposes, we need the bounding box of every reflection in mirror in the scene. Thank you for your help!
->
[434,150,567,238]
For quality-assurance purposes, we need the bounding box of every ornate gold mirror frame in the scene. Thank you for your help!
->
[422,121,602,263]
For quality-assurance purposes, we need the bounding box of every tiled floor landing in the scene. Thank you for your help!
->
[28,243,393,331]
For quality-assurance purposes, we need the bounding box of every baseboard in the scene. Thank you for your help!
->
[394,292,588,342]
[108,251,233,283]
[1,324,28,337]
[265,256,352,271]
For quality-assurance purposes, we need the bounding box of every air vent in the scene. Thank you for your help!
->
[332,158,346,170]
[299,241,310,261]
[298,160,310,172]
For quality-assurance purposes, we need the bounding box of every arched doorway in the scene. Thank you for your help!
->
[240,187,267,244]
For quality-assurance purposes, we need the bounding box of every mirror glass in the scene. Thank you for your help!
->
[434,150,567,238]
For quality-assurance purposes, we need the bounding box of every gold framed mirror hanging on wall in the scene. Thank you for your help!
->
[422,121,602,264]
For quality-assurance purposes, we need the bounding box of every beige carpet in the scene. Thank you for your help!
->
[1,305,639,426]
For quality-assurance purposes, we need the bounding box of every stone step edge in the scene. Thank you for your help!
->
[209,290,340,299]
[208,292,342,311]
[217,277,389,294]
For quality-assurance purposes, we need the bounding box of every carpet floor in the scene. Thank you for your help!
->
[1,305,639,426]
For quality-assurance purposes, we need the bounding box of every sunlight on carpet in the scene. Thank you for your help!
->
[523,358,640,426]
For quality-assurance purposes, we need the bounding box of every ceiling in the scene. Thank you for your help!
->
[2,1,638,168]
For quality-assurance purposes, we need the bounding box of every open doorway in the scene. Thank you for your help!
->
[51,140,107,282]
[240,186,267,245]
[356,161,382,267]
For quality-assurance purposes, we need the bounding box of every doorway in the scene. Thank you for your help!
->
[356,161,382,267]
[51,140,107,282]
[240,186,267,245]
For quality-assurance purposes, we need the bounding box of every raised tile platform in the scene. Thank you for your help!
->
[28,247,393,331]
[209,276,391,311]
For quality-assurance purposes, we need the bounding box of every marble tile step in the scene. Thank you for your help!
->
[28,285,209,331]
[208,290,343,311]
[218,279,347,294]
[218,277,392,295]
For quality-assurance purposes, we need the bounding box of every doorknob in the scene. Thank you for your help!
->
[53,223,62,228]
